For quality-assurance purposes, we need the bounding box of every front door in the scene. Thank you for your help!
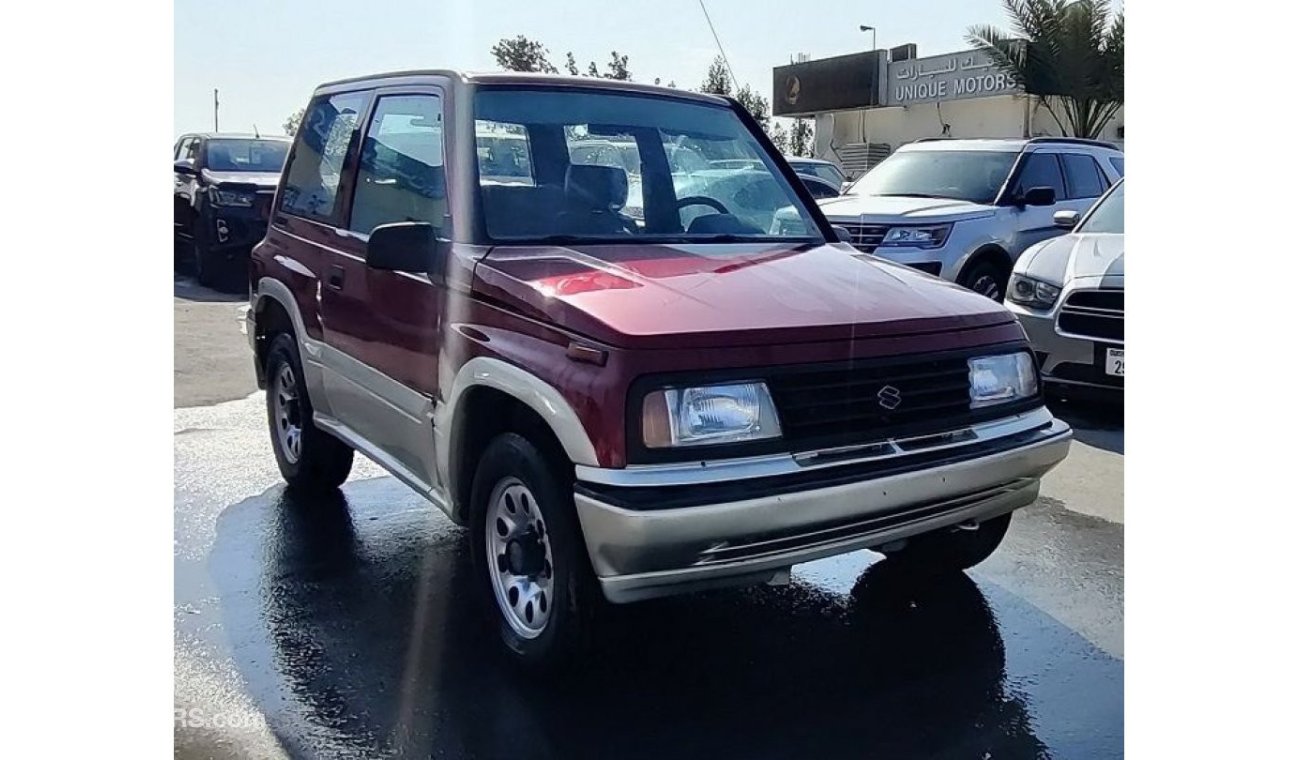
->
[1008,151,1072,255]
[320,90,449,490]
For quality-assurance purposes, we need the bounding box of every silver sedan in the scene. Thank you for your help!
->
[1005,179,1124,395]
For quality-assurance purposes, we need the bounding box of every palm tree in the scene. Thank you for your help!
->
[967,0,1124,140]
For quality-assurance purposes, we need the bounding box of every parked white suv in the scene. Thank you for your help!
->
[816,138,1124,302]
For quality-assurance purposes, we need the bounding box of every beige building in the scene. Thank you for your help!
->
[774,45,1124,180]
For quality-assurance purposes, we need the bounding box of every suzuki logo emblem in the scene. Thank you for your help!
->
[877,385,902,410]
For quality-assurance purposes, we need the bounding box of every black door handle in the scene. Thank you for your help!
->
[327,265,345,290]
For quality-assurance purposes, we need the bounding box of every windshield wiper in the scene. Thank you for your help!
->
[875,193,952,199]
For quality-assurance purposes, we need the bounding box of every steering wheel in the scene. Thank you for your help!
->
[675,196,730,215]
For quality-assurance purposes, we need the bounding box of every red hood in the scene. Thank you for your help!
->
[471,242,1014,349]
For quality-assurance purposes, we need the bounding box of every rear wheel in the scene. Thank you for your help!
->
[470,433,596,670]
[879,513,1012,575]
[959,260,1008,302]
[264,333,354,491]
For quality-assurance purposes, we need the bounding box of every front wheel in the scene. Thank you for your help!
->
[879,513,1012,575]
[959,260,1008,302]
[470,433,596,670]
[264,333,354,491]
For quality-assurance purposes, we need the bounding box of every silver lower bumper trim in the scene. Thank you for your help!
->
[574,420,1071,603]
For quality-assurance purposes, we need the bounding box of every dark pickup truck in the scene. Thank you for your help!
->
[247,70,1072,667]
[173,133,290,289]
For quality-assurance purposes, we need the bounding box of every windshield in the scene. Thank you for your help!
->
[791,162,843,187]
[847,150,1016,204]
[472,88,820,243]
[205,139,289,172]
[1077,180,1124,234]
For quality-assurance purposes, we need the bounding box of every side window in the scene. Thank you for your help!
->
[1109,156,1125,176]
[1014,152,1066,200]
[184,138,200,162]
[174,138,191,161]
[349,94,446,235]
[280,91,370,222]
[1062,154,1105,199]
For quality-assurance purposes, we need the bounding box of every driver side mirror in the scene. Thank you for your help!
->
[174,159,197,176]
[1054,209,1080,229]
[1020,186,1056,207]
[366,222,449,284]
[832,225,854,244]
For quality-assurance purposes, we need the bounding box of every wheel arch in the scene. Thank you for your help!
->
[440,357,599,525]
[956,244,1012,287]
[251,278,312,389]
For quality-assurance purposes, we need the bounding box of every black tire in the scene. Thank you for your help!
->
[469,432,596,670]
[880,513,1012,575]
[959,259,1009,302]
[264,333,354,491]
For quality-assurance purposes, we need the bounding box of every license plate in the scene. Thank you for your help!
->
[1104,348,1124,376]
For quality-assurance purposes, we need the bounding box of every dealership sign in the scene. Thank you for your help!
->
[886,50,1022,106]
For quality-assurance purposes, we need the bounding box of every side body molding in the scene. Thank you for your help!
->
[436,356,601,521]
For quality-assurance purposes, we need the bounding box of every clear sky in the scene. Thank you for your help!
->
[174,0,1008,137]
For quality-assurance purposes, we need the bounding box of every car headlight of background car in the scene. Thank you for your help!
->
[1007,274,1062,309]
[969,353,1038,408]
[642,382,782,448]
[209,187,256,207]
[879,223,952,249]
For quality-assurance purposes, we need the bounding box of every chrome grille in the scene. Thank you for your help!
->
[1057,289,1124,343]
[833,223,890,253]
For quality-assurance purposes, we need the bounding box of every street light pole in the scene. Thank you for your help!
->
[859,25,876,51]
[213,89,220,132]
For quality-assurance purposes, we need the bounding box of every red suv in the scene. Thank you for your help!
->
[247,71,1072,666]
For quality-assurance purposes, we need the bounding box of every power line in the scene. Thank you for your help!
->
[697,0,738,91]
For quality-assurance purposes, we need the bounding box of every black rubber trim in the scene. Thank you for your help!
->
[577,422,1061,511]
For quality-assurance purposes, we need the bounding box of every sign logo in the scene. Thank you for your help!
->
[877,385,902,411]
[784,75,801,105]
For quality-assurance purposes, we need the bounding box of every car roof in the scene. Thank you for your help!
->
[784,156,836,165]
[315,69,731,107]
[180,133,291,142]
[898,137,1122,154]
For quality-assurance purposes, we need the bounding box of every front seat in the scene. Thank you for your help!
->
[557,164,632,236]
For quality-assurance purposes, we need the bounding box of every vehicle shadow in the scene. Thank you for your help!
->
[174,274,247,303]
[1048,396,1124,454]
[210,479,1115,759]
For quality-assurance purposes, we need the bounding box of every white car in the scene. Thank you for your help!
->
[1006,179,1124,395]
[817,137,1124,301]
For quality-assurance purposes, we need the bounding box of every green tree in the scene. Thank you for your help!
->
[564,52,580,76]
[282,107,305,136]
[490,35,558,73]
[734,85,770,131]
[603,51,632,81]
[967,0,1124,139]
[768,122,790,154]
[789,119,813,157]
[700,55,732,95]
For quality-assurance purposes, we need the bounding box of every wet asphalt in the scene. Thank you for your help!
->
[174,280,1123,759]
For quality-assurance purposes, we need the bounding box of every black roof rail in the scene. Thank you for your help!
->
[1025,136,1120,150]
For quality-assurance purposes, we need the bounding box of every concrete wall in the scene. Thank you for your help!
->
[814,95,1124,175]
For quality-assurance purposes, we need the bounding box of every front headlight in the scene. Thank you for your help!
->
[642,382,782,448]
[1007,274,1062,309]
[879,224,952,249]
[210,188,255,207]
[969,353,1038,408]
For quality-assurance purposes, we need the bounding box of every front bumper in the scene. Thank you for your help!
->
[1008,300,1123,392]
[573,410,1071,603]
